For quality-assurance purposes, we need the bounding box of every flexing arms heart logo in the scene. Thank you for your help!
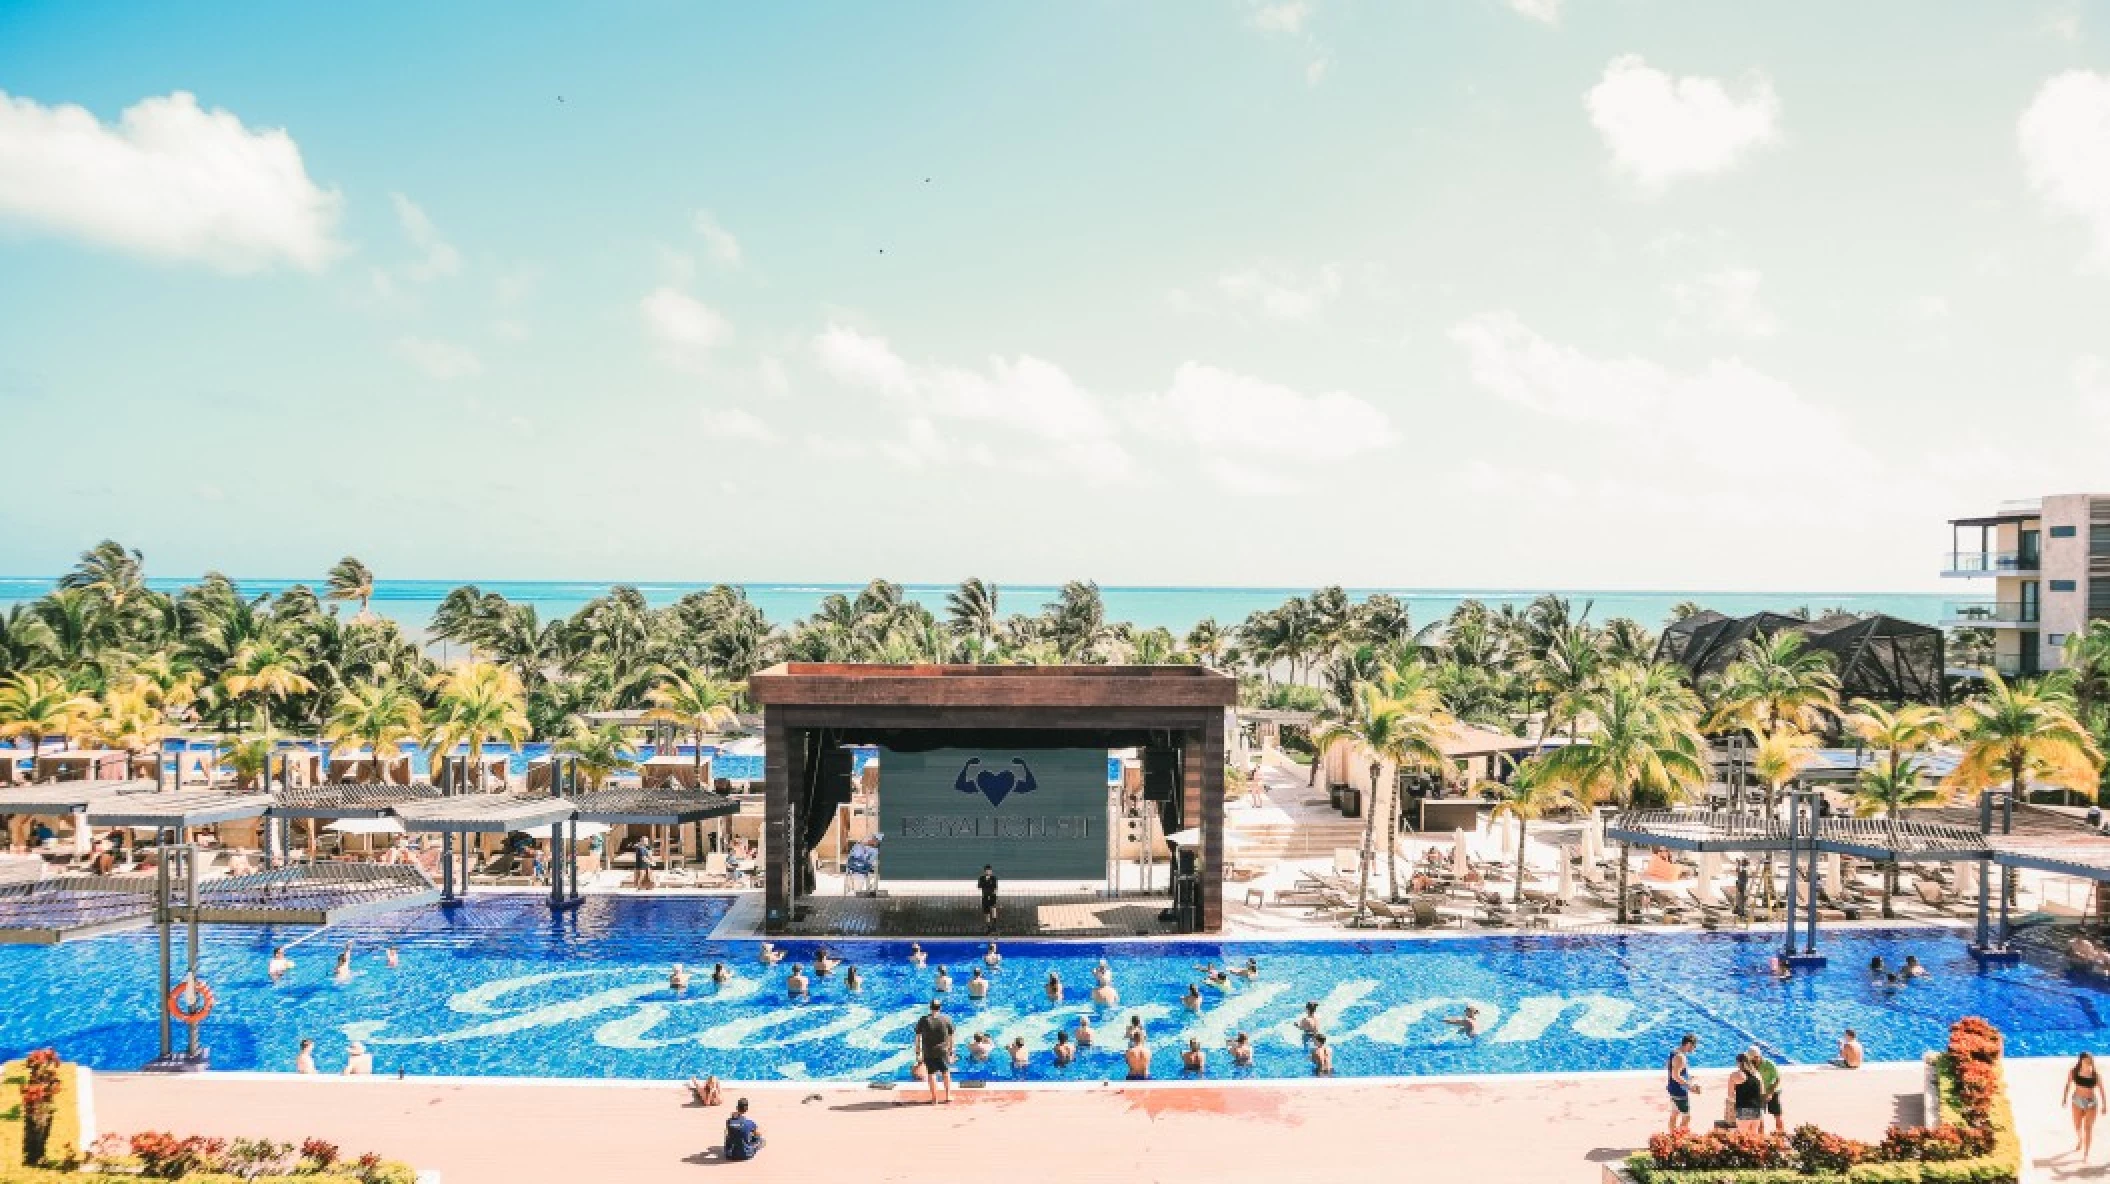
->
[952,757,1039,808]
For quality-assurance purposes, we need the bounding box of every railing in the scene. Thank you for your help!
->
[1941,551,2040,575]
[1941,600,2039,626]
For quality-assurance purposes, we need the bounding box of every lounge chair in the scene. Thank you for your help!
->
[1914,879,1959,914]
[1410,898,1456,928]
[697,852,731,887]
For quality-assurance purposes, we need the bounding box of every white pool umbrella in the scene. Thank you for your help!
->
[71,809,92,857]
[1452,829,1471,877]
[1557,855,1576,901]
[1694,851,1721,906]
[516,820,611,840]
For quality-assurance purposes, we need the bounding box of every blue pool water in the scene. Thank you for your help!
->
[2,898,2103,1083]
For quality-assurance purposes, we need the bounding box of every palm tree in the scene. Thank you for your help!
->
[1492,762,1576,902]
[1534,664,1711,922]
[1315,679,1447,918]
[556,721,639,789]
[1709,632,1841,740]
[0,673,95,761]
[944,579,999,645]
[217,734,273,790]
[644,669,741,784]
[325,557,377,619]
[424,662,532,791]
[324,681,424,784]
[2063,620,2110,731]
[91,686,168,759]
[220,639,315,733]
[1946,671,2105,810]
[1852,757,1940,918]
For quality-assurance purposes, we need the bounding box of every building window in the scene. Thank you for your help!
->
[2051,634,2067,648]
[2051,525,2078,538]
[2053,579,2078,591]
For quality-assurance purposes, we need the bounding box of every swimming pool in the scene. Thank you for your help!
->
[0,897,2100,1083]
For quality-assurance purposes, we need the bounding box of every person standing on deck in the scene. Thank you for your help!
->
[978,864,999,931]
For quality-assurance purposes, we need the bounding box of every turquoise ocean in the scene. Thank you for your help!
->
[0,578,1948,637]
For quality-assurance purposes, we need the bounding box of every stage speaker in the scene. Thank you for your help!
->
[1142,747,1180,801]
[1122,817,1148,845]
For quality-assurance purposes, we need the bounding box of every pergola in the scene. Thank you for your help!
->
[1608,800,2110,964]
[750,663,1237,935]
[0,874,158,943]
[394,792,580,904]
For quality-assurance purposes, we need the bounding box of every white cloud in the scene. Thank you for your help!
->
[389,193,459,281]
[692,210,742,267]
[1584,56,1781,193]
[1506,0,1563,25]
[700,407,774,441]
[1131,363,1397,462]
[2019,70,2110,261]
[493,319,529,342]
[1216,263,1345,321]
[1450,311,1659,421]
[1306,57,1331,87]
[810,322,1394,491]
[1904,294,1951,321]
[640,286,731,371]
[814,324,915,394]
[1248,2,1312,34]
[0,89,343,272]
[2077,355,2110,429]
[757,355,790,397]
[1665,267,1777,338]
[394,337,484,380]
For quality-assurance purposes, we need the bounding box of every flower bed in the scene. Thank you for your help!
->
[0,1052,417,1184]
[1621,1018,2020,1184]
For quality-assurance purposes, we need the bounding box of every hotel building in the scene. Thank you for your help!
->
[1943,493,2110,676]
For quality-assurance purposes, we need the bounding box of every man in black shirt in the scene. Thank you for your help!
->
[977,864,999,931]
[913,1000,955,1104]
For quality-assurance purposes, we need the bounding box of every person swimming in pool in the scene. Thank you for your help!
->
[1093,959,1113,987]
[1296,1001,1324,1042]
[969,1031,994,1062]
[907,942,927,968]
[710,963,732,985]
[1310,1033,1334,1075]
[268,947,295,982]
[983,941,1002,969]
[845,965,863,992]
[1182,1038,1206,1074]
[1008,1037,1030,1070]
[1443,1005,1483,1037]
[933,965,953,993]
[669,963,691,991]
[295,1038,317,1074]
[814,947,839,976]
[786,964,809,997]
[333,943,354,984]
[1090,977,1120,1007]
[759,942,784,967]
[1231,957,1260,980]
[1045,972,1064,1002]
[1184,984,1204,1012]
[1902,955,1929,979]
[967,968,989,999]
[1229,1032,1255,1067]
[1075,1014,1096,1048]
[1202,966,1233,991]
[1053,1029,1075,1067]
[1868,955,1887,981]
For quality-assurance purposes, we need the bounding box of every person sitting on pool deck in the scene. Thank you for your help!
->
[1311,1033,1334,1076]
[688,1075,722,1106]
[1124,1031,1151,1080]
[914,1001,955,1104]
[1229,1033,1255,1067]
[269,947,295,982]
[722,1098,763,1161]
[1182,1038,1206,1074]
[670,963,691,991]
[1902,955,1928,979]
[908,942,927,968]
[1835,1030,1864,1069]
[1665,1033,1700,1133]
[1046,972,1064,1002]
[984,941,1002,969]
[1184,984,1204,1012]
[1443,1006,1482,1037]
[1053,1029,1076,1067]
[786,965,809,997]
[933,965,953,993]
[967,968,989,999]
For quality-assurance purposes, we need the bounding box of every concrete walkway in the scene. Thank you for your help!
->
[93,1063,1921,1184]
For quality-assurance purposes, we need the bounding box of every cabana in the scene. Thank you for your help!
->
[35,750,130,782]
[572,786,741,883]
[0,780,154,851]
[393,792,579,902]
[638,754,713,789]
[265,782,445,864]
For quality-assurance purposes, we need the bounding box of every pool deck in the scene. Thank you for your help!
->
[93,1062,1926,1183]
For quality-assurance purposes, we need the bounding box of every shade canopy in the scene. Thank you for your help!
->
[325,817,406,835]
[393,794,578,834]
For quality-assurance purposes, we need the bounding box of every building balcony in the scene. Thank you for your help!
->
[1940,550,2040,577]
[1945,655,2042,680]
[1939,600,2041,629]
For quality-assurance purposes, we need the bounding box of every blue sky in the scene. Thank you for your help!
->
[1,1,2107,592]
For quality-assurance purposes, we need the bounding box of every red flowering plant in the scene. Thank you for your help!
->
[17,1048,63,1166]
[1789,1124,1871,1172]
[299,1137,342,1169]
[1647,1128,1793,1170]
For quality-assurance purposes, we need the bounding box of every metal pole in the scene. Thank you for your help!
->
[1782,795,1801,960]
[1998,790,2014,945]
[567,760,580,903]
[1975,790,1994,950]
[1804,798,1820,955]
[184,844,201,1059]
[156,845,172,1060]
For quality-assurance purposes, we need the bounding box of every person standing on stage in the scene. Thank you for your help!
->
[978,864,999,932]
